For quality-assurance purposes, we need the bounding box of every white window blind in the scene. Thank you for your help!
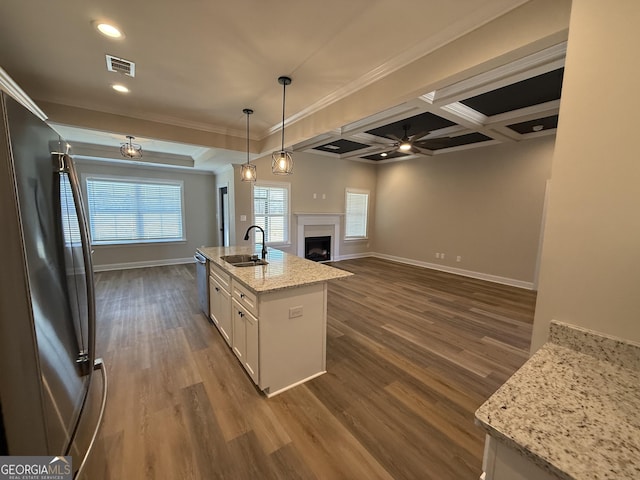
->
[253,182,290,244]
[345,189,369,239]
[85,176,185,245]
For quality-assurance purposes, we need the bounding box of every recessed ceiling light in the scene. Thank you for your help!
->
[380,152,388,157]
[112,84,129,93]
[532,125,544,132]
[93,21,124,39]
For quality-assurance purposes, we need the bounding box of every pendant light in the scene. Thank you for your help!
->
[271,76,293,175]
[240,108,257,182]
[120,135,142,159]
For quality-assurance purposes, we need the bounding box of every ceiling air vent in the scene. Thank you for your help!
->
[105,54,136,77]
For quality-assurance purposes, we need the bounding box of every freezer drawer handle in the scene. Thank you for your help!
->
[74,358,108,480]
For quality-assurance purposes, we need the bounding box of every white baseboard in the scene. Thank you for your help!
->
[93,257,194,272]
[334,252,371,261]
[338,252,534,290]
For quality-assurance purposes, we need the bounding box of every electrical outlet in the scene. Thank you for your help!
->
[456,256,462,262]
[289,306,303,318]
[240,215,247,222]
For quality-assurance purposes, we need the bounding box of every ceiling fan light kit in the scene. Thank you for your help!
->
[241,108,257,182]
[272,76,294,175]
[120,135,142,159]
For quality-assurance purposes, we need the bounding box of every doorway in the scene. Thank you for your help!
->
[219,186,230,247]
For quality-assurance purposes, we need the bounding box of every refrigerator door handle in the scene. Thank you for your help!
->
[74,358,108,480]
[60,153,97,374]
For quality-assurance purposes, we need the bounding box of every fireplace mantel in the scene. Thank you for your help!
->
[294,213,343,259]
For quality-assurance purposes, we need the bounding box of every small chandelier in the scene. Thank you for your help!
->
[240,108,257,182]
[272,76,293,175]
[120,135,142,159]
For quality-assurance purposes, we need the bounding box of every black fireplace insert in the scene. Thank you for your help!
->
[305,236,331,262]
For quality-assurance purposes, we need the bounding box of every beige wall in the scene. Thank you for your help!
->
[233,151,377,258]
[374,136,555,285]
[74,159,217,269]
[531,1,640,351]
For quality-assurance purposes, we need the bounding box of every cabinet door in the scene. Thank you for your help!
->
[209,277,232,346]
[217,287,232,346]
[232,300,246,362]
[244,309,259,384]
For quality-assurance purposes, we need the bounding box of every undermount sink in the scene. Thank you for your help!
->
[220,255,268,267]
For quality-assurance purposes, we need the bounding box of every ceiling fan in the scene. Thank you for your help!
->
[373,124,450,156]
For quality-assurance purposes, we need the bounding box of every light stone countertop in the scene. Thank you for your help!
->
[197,245,352,293]
[475,321,640,480]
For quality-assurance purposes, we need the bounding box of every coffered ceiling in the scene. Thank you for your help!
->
[0,0,569,171]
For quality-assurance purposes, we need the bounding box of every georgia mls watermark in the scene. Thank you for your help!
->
[0,456,72,480]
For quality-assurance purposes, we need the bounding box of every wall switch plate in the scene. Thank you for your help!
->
[435,253,440,259]
[441,254,445,259]
[240,215,247,222]
[313,193,317,199]
[289,306,303,318]
[456,256,462,262]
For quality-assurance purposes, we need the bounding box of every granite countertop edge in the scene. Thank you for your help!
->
[197,245,353,294]
[475,320,640,480]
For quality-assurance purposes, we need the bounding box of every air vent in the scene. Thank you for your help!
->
[105,54,136,77]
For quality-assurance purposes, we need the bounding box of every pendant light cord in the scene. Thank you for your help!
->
[246,111,250,164]
[280,81,286,151]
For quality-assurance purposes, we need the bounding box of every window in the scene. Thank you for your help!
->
[345,188,369,239]
[252,181,290,244]
[85,176,185,245]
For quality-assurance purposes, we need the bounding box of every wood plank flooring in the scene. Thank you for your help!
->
[82,257,536,479]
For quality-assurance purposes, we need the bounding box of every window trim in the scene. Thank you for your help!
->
[83,174,186,246]
[251,180,291,246]
[345,187,369,241]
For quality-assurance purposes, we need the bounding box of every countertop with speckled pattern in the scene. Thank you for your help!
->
[475,321,640,479]
[197,245,352,293]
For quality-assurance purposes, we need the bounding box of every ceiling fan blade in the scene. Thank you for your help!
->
[408,131,430,142]
[384,134,403,143]
[415,137,451,149]
[412,145,433,155]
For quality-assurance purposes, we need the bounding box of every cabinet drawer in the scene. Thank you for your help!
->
[210,262,231,292]
[232,281,258,317]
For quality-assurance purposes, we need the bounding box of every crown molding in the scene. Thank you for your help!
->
[0,67,47,120]
[264,1,531,137]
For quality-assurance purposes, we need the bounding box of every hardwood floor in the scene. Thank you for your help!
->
[82,257,536,479]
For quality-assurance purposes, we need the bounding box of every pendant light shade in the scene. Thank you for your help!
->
[272,76,293,175]
[120,135,142,159]
[240,108,257,182]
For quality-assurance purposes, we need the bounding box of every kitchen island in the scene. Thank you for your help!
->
[197,246,352,397]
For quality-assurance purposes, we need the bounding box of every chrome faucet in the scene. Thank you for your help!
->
[244,225,267,259]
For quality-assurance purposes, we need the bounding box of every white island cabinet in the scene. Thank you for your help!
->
[198,246,352,397]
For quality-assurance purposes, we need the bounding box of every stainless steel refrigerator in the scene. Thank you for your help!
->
[0,92,107,478]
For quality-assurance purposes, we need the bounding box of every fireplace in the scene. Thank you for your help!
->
[305,236,331,262]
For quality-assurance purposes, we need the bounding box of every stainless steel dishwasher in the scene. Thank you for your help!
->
[194,252,211,321]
